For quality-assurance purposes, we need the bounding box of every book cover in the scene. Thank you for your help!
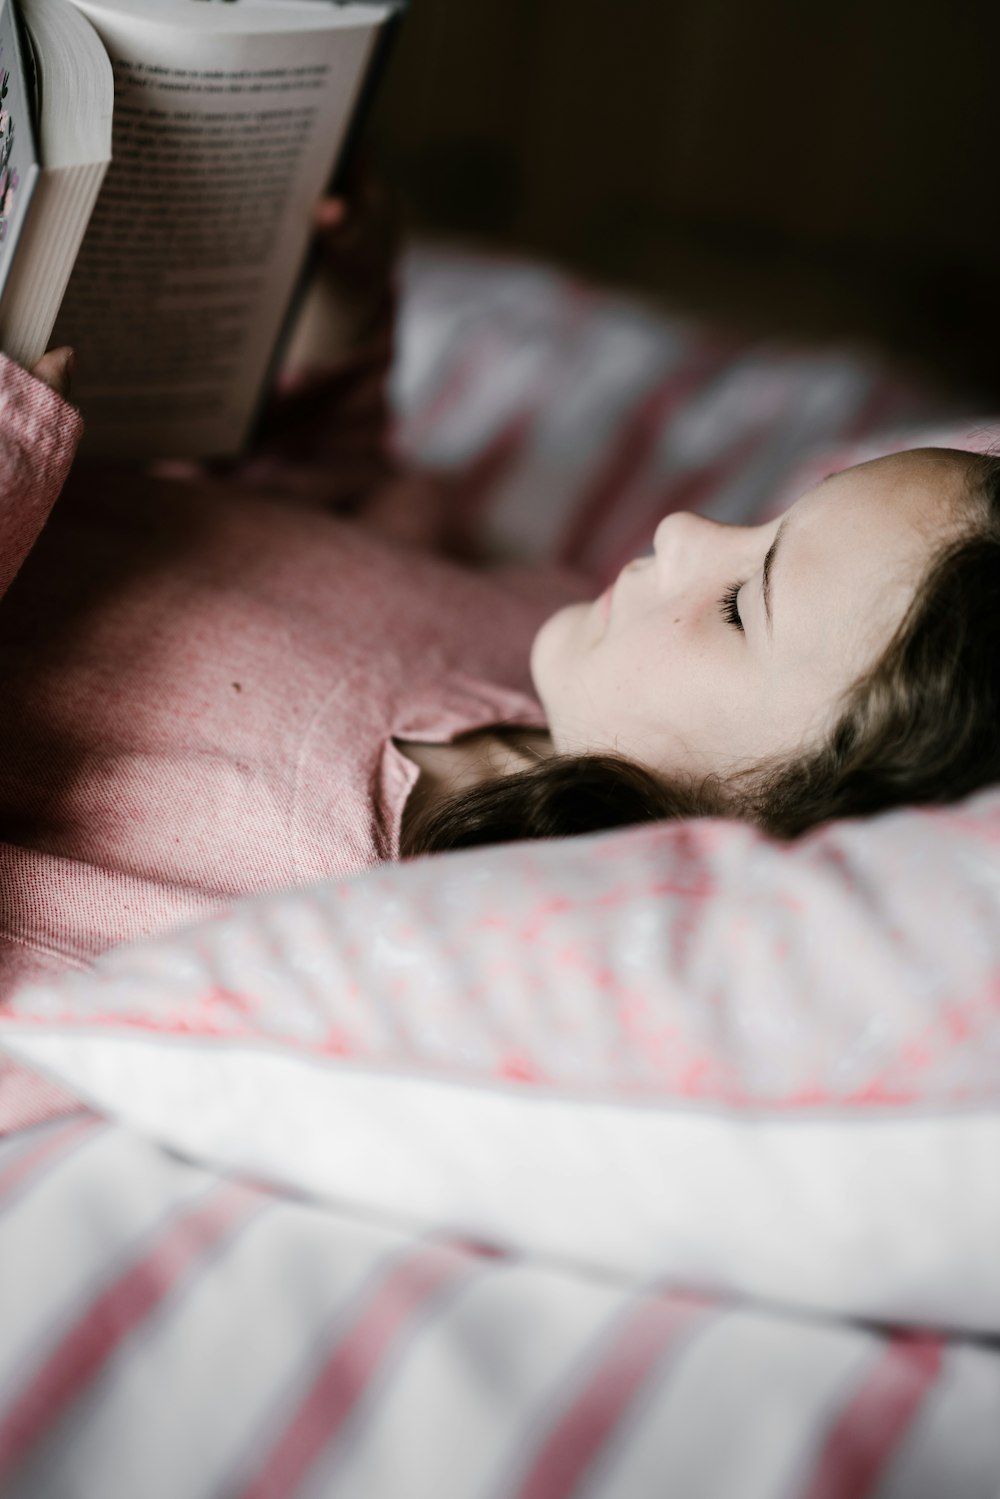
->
[0,0,38,299]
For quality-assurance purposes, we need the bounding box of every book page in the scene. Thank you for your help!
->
[53,8,384,458]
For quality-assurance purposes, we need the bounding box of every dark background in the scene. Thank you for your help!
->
[367,0,1000,398]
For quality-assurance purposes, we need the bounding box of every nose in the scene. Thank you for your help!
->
[652,511,730,585]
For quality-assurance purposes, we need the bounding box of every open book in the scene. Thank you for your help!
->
[0,0,401,459]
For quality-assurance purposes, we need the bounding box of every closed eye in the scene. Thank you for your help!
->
[718,580,744,633]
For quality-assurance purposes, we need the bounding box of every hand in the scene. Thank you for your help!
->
[310,159,401,343]
[30,346,74,399]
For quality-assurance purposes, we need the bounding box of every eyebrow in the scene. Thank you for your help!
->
[762,516,789,640]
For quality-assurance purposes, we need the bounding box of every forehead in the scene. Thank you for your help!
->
[806,447,972,526]
[774,449,969,667]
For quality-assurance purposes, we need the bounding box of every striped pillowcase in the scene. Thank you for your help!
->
[2,1109,996,1497]
[390,243,962,580]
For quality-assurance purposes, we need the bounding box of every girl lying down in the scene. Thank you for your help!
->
[0,185,998,998]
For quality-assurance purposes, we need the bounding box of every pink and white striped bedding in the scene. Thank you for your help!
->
[3,1110,996,1499]
[2,793,1000,1496]
[2,242,998,1496]
[390,243,964,577]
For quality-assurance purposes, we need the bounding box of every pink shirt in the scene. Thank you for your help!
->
[0,352,583,1000]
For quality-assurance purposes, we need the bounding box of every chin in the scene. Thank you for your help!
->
[529,601,588,711]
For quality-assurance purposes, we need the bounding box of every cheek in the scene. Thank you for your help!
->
[584,632,689,739]
[612,622,729,746]
[533,602,711,758]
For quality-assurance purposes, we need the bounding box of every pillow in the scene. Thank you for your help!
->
[391,243,961,580]
[3,785,999,1337]
[764,416,1000,519]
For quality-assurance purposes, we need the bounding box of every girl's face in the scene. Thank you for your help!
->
[531,450,971,781]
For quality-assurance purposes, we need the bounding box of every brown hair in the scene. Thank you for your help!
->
[402,453,1000,856]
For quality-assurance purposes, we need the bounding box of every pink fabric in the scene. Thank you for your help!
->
[0,349,582,1001]
[0,361,83,595]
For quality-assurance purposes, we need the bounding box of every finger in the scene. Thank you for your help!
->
[30,346,74,398]
[315,197,349,231]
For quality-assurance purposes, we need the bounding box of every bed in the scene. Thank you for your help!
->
[0,241,997,1498]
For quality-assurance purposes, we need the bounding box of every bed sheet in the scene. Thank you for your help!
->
[0,1110,998,1499]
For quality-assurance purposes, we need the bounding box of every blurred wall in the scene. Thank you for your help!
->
[368,0,1000,392]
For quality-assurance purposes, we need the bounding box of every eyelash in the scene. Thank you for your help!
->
[718,581,745,633]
